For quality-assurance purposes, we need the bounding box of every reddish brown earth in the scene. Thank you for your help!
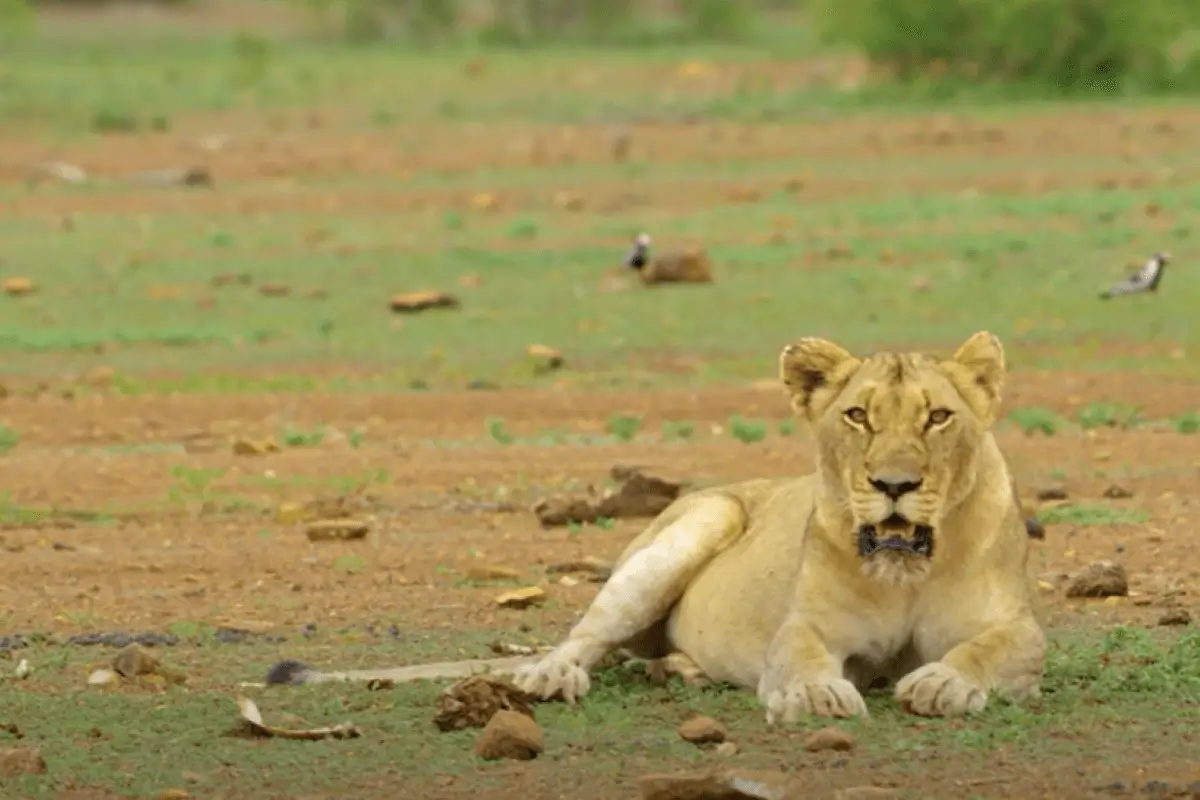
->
[0,377,1194,637]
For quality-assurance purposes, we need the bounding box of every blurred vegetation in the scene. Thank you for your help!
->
[809,0,1200,94]
[8,0,1200,97]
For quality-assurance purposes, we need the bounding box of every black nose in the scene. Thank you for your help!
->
[869,476,923,499]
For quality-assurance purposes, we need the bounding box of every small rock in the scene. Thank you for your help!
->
[434,675,536,732]
[88,668,118,686]
[305,519,370,542]
[466,565,521,582]
[1103,484,1134,499]
[31,161,87,184]
[13,659,29,679]
[2,277,35,297]
[495,586,546,609]
[545,558,613,580]
[257,283,291,297]
[113,643,159,679]
[0,746,46,776]
[389,290,460,314]
[835,789,901,800]
[231,437,279,456]
[1036,486,1068,501]
[1066,560,1129,598]
[1157,608,1191,626]
[678,715,727,746]
[713,741,739,758]
[804,726,855,753]
[526,344,565,373]
[124,167,213,188]
[473,709,543,761]
[638,769,788,800]
[159,789,190,799]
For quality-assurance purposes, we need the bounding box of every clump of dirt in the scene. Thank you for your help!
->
[533,465,686,527]
[433,675,538,732]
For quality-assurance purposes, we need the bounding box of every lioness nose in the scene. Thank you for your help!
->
[869,475,923,499]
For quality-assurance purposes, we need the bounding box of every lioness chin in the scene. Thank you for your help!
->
[513,331,1046,723]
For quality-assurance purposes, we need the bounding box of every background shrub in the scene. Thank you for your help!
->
[808,0,1200,92]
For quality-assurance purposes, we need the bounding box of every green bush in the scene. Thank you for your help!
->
[809,0,1200,92]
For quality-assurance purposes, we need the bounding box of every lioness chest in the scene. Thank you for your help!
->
[663,477,974,690]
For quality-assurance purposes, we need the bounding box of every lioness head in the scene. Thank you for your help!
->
[780,331,1006,584]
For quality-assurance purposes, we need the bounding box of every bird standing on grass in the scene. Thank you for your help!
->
[622,232,714,286]
[624,232,652,271]
[1100,252,1170,299]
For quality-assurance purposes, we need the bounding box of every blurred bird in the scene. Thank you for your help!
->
[1100,252,1170,299]
[622,232,713,286]
[624,232,652,271]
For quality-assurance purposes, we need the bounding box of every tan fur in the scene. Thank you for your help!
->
[512,331,1046,722]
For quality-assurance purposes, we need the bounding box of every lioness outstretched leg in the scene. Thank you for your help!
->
[513,495,746,704]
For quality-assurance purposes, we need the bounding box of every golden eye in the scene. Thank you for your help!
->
[843,407,868,426]
[928,408,953,427]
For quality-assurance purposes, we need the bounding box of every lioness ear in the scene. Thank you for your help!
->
[947,330,1006,423]
[780,338,859,422]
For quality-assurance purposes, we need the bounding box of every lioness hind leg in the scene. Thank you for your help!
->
[513,495,746,705]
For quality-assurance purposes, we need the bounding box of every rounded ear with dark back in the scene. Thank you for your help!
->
[779,338,860,423]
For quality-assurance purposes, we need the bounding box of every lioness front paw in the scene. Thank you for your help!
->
[512,651,591,705]
[895,662,987,717]
[761,677,868,724]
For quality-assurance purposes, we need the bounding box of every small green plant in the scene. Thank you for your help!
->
[1172,410,1200,434]
[778,418,797,437]
[729,415,768,444]
[595,516,615,530]
[0,425,19,453]
[487,417,514,444]
[1077,402,1140,430]
[507,219,539,239]
[170,465,223,493]
[662,420,695,442]
[334,554,367,575]
[90,108,138,133]
[443,212,465,231]
[1007,407,1065,436]
[1039,504,1148,526]
[348,430,365,448]
[281,426,326,447]
[606,414,642,442]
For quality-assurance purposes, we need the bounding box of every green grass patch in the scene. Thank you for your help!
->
[2,625,1196,797]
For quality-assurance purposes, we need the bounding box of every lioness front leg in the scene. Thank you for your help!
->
[758,615,869,723]
[513,496,746,705]
[897,616,1045,717]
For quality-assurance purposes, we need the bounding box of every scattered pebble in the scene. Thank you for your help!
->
[1157,608,1191,627]
[495,586,547,609]
[1066,561,1129,598]
[677,715,727,746]
[804,726,856,753]
[638,768,788,800]
[473,709,543,761]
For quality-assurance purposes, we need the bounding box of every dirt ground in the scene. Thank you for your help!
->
[0,372,1195,637]
[3,31,1199,794]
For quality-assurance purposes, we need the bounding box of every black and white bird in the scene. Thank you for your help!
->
[624,232,651,271]
[1100,251,1170,299]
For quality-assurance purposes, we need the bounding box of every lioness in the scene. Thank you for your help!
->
[512,331,1046,721]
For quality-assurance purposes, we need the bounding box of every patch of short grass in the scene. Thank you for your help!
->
[1038,503,1149,526]
[3,625,1196,797]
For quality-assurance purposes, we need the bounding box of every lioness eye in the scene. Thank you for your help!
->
[844,407,868,426]
[928,408,953,427]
